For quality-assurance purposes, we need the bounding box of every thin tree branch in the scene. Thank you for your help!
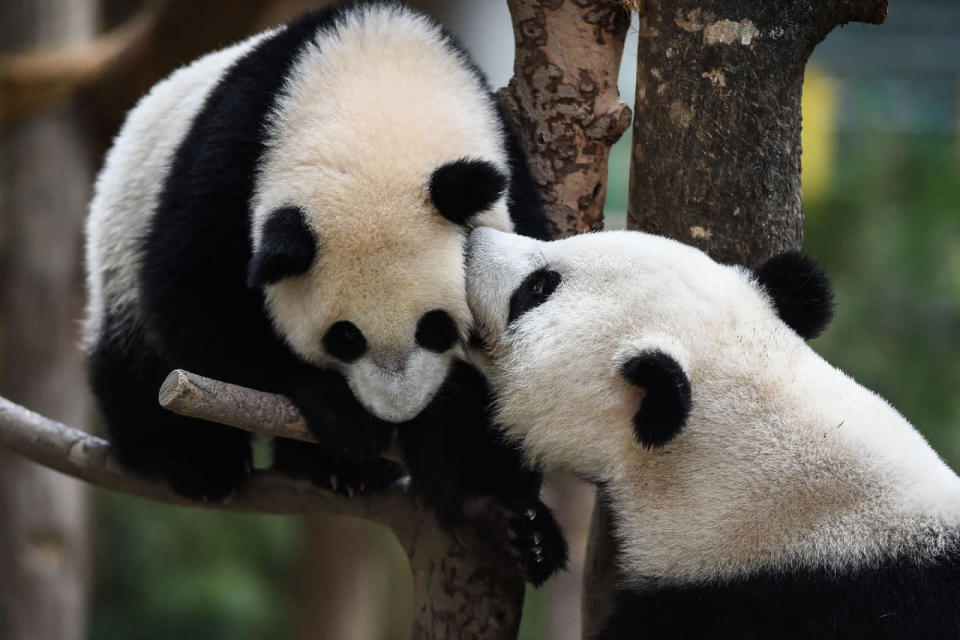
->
[159,369,310,441]
[0,390,403,519]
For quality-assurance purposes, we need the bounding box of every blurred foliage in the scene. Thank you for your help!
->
[804,132,960,469]
[90,490,300,640]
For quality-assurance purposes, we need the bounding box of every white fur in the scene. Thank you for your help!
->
[85,5,515,423]
[83,31,275,350]
[466,227,960,586]
[251,5,513,421]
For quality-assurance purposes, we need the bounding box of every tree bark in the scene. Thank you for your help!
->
[583,1,889,637]
[626,0,888,268]
[0,3,96,639]
[499,0,632,238]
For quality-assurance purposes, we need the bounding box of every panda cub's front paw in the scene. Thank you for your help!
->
[507,500,569,587]
[273,438,408,497]
[320,458,408,498]
[291,391,395,463]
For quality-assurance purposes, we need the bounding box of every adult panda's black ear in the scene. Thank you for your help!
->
[620,350,691,450]
[753,251,834,340]
[429,159,507,225]
[247,206,316,287]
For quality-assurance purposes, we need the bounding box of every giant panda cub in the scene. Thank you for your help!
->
[466,227,960,637]
[84,3,567,583]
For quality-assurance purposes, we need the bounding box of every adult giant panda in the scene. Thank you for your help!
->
[84,2,566,582]
[465,227,960,637]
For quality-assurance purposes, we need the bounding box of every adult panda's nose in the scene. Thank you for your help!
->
[415,310,458,353]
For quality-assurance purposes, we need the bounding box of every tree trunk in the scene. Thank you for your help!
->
[0,2,96,639]
[582,0,888,636]
[499,0,632,238]
[626,0,887,268]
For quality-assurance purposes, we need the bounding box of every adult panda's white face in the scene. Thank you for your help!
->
[465,227,774,478]
[467,227,960,584]
[245,6,515,423]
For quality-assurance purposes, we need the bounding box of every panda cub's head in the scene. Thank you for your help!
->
[247,159,509,423]
[242,4,518,424]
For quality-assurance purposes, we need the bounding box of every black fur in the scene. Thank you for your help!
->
[247,206,317,287]
[754,251,834,340]
[415,309,458,353]
[620,351,690,449]
[273,437,405,497]
[496,101,551,240]
[594,543,960,639]
[322,321,367,363]
[508,269,561,324]
[429,159,507,225]
[397,360,568,585]
[88,2,562,583]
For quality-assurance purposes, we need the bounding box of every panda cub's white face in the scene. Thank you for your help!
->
[242,5,516,423]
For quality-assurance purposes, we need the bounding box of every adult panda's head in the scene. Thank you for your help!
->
[246,4,517,423]
[465,227,835,477]
[467,227,960,586]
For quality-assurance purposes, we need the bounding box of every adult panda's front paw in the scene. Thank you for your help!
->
[506,499,569,587]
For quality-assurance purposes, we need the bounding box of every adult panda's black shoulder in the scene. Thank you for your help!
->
[84,2,565,584]
[465,227,960,637]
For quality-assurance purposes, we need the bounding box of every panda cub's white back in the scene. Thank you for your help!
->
[465,227,960,639]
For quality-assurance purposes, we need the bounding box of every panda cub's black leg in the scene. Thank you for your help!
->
[503,496,569,587]
[88,327,252,502]
[272,438,407,497]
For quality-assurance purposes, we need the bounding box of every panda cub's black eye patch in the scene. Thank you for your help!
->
[322,321,367,363]
[508,269,561,324]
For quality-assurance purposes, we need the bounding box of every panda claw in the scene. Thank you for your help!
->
[504,500,569,587]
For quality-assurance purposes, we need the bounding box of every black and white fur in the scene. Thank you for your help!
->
[466,228,960,637]
[84,3,566,583]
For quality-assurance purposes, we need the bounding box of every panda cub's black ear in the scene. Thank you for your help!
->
[247,206,316,288]
[620,351,691,450]
[429,159,507,225]
[753,251,834,340]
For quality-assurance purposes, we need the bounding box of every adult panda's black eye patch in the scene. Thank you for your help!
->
[621,350,690,450]
[429,159,507,225]
[416,310,459,353]
[247,206,316,287]
[508,269,561,325]
[323,321,367,363]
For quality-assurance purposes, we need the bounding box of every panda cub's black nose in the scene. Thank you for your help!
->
[416,310,458,353]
